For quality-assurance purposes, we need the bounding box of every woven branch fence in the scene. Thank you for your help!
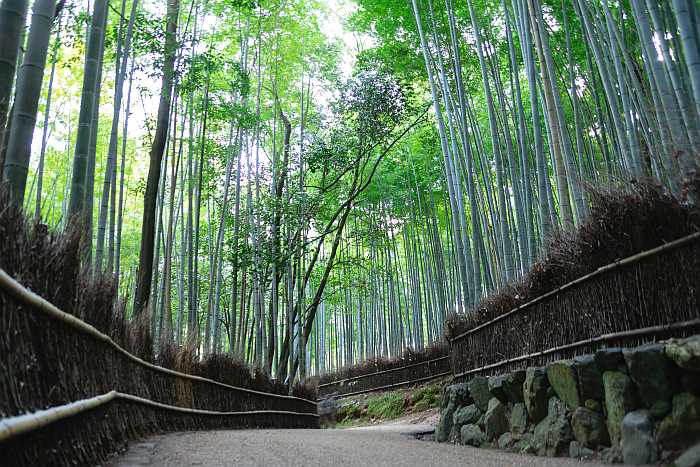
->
[318,355,451,399]
[450,232,700,380]
[0,268,318,466]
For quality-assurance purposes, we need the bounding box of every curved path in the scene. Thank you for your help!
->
[109,426,604,467]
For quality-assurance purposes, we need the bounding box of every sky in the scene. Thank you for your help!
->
[322,0,368,77]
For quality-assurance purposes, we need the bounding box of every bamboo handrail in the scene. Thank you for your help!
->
[0,392,118,443]
[318,355,449,388]
[0,391,319,443]
[452,318,700,379]
[449,232,700,343]
[320,371,453,400]
[117,392,318,417]
[0,268,316,406]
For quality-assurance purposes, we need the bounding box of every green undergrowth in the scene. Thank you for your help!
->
[411,384,441,411]
[334,383,443,428]
[367,392,405,419]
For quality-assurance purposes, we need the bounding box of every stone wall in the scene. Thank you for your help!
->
[435,336,700,466]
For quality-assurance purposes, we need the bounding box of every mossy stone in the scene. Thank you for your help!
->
[671,442,700,467]
[510,402,529,434]
[682,372,700,396]
[657,392,700,451]
[572,406,609,448]
[532,397,573,456]
[666,336,700,372]
[460,424,487,447]
[444,383,473,408]
[497,432,515,450]
[547,360,581,410]
[453,404,482,429]
[602,371,636,445]
[584,399,602,413]
[515,434,535,454]
[621,410,658,465]
[623,343,673,417]
[503,369,526,403]
[484,397,509,440]
[574,355,603,401]
[436,401,456,442]
[569,440,595,460]
[524,367,549,423]
[595,347,626,372]
[488,375,508,403]
[468,376,491,412]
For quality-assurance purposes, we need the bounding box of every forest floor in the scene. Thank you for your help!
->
[368,405,441,428]
[106,427,605,467]
[340,406,440,436]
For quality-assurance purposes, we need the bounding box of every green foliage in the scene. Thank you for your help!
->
[336,402,363,423]
[367,392,406,419]
[335,385,439,427]
[411,384,442,412]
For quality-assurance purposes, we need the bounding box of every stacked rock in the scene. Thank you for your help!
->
[433,335,700,465]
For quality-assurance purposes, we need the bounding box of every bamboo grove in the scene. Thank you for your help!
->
[0,0,699,382]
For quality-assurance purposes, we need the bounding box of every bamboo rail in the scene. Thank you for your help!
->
[0,267,316,406]
[0,391,319,443]
[0,392,118,443]
[318,355,450,388]
[320,371,453,400]
[453,318,700,379]
[449,231,700,343]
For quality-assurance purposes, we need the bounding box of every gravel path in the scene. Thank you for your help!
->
[108,427,605,467]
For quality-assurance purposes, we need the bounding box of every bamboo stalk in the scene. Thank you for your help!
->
[0,268,316,405]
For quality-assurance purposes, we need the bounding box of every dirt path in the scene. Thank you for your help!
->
[379,406,441,426]
[107,427,605,467]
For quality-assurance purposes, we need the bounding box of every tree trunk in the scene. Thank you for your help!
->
[34,18,61,220]
[0,0,29,178]
[95,0,139,270]
[2,0,57,205]
[133,0,180,314]
[67,0,108,220]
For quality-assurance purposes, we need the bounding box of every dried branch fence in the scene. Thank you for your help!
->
[0,268,318,466]
[318,355,451,399]
[450,232,700,379]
